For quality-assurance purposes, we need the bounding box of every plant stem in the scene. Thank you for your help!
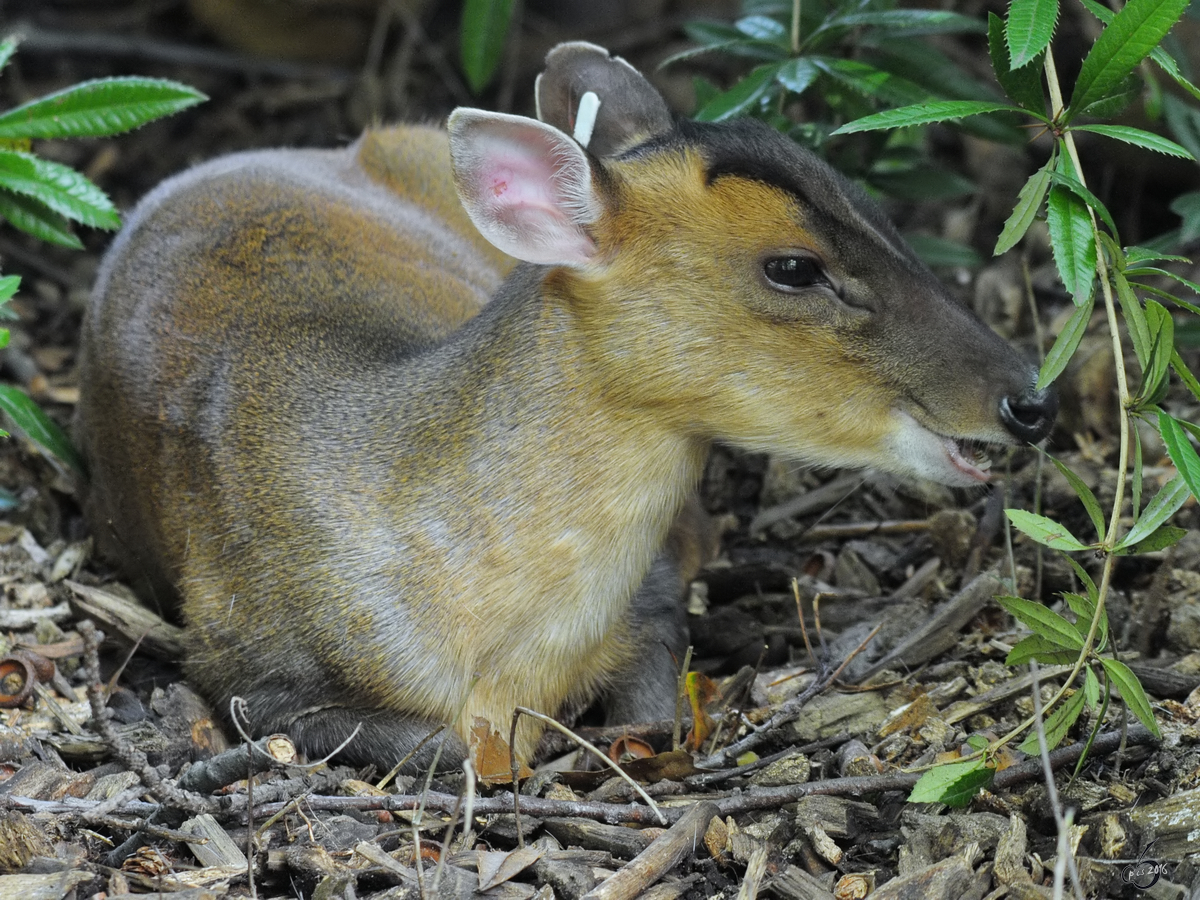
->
[791,0,802,55]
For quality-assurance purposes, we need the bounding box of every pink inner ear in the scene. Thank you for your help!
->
[455,116,599,267]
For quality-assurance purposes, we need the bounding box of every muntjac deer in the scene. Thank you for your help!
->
[76,42,1056,769]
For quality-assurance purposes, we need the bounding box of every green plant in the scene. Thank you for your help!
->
[834,0,1200,805]
[673,0,1021,254]
[0,39,205,474]
[460,0,517,95]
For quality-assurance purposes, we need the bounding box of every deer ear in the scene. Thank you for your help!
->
[448,109,601,268]
[535,41,673,158]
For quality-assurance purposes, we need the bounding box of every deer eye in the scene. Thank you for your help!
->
[763,255,831,291]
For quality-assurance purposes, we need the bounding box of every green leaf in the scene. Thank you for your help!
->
[831,9,985,36]
[908,757,995,806]
[1050,165,1118,238]
[1170,191,1200,243]
[1139,299,1174,404]
[1099,657,1161,737]
[0,40,16,76]
[776,58,821,94]
[1045,453,1105,541]
[1084,666,1102,711]
[459,0,516,94]
[1038,294,1093,388]
[1116,524,1187,554]
[0,190,82,248]
[1066,0,1191,122]
[1007,633,1083,666]
[1046,183,1096,303]
[1120,475,1190,551]
[1018,686,1087,754]
[1064,591,1107,648]
[0,274,19,305]
[1071,124,1194,159]
[997,594,1088,648]
[988,13,1046,113]
[695,63,780,122]
[1079,76,1140,119]
[996,155,1054,254]
[1158,410,1200,501]
[735,14,788,43]
[0,150,120,230]
[1114,271,1152,370]
[1064,556,1099,605]
[0,385,84,475]
[832,100,1021,135]
[1007,0,1060,70]
[1006,509,1091,552]
[1172,350,1200,403]
[1133,422,1145,517]
[0,77,206,140]
[812,58,929,106]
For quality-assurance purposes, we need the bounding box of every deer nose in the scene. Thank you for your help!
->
[1000,383,1058,444]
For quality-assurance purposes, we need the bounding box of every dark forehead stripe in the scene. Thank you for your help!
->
[620,117,911,259]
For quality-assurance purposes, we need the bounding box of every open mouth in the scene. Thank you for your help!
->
[943,436,993,482]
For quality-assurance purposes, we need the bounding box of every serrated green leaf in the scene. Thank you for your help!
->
[1139,299,1174,403]
[812,58,929,106]
[1007,0,1060,70]
[996,155,1054,254]
[1018,686,1086,754]
[988,13,1046,113]
[1120,475,1190,551]
[1067,0,1191,122]
[1064,591,1108,648]
[460,0,516,94]
[997,594,1087,647]
[908,757,995,806]
[1046,183,1097,303]
[1080,0,1200,101]
[1099,657,1161,737]
[0,150,119,230]
[0,77,206,140]
[1114,271,1152,370]
[1064,556,1099,604]
[1172,350,1200,403]
[833,100,1020,135]
[966,734,989,751]
[1007,633,1083,666]
[1080,76,1141,119]
[1116,524,1188,554]
[0,274,19,305]
[695,63,781,122]
[1045,453,1105,541]
[1084,666,1102,710]
[0,190,82,248]
[0,385,84,475]
[1158,411,1200,501]
[1038,294,1093,388]
[831,9,985,35]
[1072,124,1194,158]
[775,58,820,95]
[1051,162,1118,237]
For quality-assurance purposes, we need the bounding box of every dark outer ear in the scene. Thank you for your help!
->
[535,41,673,158]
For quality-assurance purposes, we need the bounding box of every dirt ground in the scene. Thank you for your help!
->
[1,1,1200,898]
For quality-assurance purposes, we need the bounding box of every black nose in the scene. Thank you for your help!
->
[1000,384,1058,444]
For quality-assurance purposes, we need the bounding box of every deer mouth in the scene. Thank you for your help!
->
[943,437,993,483]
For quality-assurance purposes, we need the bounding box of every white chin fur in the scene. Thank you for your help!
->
[883,412,992,488]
